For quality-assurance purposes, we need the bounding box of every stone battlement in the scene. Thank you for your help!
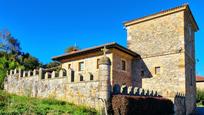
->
[5,68,103,110]
[113,84,160,97]
[6,68,97,83]
[4,56,112,112]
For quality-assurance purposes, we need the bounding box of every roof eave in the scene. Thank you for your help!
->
[123,4,199,31]
[52,42,139,61]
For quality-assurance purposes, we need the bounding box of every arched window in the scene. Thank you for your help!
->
[90,74,94,80]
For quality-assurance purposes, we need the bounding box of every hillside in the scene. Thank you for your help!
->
[0,90,98,115]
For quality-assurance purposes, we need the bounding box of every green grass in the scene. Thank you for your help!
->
[0,90,98,115]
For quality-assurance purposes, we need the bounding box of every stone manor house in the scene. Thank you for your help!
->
[4,4,198,114]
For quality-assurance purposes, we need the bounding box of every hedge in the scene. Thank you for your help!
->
[112,95,174,115]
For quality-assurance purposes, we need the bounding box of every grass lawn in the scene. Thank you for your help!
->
[0,90,98,115]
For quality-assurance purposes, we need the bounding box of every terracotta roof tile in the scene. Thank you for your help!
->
[196,76,204,82]
[52,42,140,61]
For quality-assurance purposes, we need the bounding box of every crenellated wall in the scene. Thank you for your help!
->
[174,94,186,115]
[112,84,186,115]
[4,56,112,112]
[4,68,104,110]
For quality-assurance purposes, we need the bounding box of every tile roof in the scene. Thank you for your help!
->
[196,76,204,82]
[52,42,139,61]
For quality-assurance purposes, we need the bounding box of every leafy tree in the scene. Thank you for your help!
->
[64,46,79,53]
[23,55,41,70]
[45,61,61,69]
[0,69,6,89]
[0,29,42,89]
[0,29,21,54]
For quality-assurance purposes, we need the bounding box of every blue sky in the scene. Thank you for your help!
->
[0,0,203,75]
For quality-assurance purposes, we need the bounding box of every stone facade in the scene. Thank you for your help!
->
[112,49,135,86]
[4,4,199,115]
[197,82,204,90]
[5,69,104,110]
[124,5,198,114]
[60,48,136,87]
[61,53,113,82]
[4,46,136,111]
[196,76,204,90]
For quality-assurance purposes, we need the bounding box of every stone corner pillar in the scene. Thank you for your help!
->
[98,56,111,100]
[98,56,111,114]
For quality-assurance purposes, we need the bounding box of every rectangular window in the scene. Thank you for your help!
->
[80,75,83,81]
[97,59,100,69]
[71,71,74,82]
[121,60,126,71]
[155,67,160,75]
[68,64,71,69]
[78,62,84,71]
[90,74,94,80]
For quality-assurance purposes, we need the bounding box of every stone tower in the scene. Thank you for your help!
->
[124,5,199,114]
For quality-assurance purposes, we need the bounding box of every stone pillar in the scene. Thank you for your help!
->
[10,70,13,75]
[23,71,26,77]
[52,71,56,78]
[98,56,111,113]
[39,68,43,80]
[59,70,64,77]
[18,69,22,78]
[45,72,49,79]
[28,71,31,76]
[14,69,17,74]
[7,70,9,76]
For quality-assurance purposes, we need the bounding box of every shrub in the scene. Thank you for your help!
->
[196,89,204,103]
[0,69,6,89]
[112,95,174,115]
[42,98,66,105]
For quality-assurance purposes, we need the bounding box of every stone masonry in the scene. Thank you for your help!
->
[4,55,112,111]
[124,4,198,114]
[4,4,199,115]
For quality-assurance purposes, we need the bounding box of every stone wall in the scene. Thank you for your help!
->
[4,69,103,110]
[125,8,197,114]
[126,11,185,57]
[197,82,204,90]
[174,94,186,115]
[61,49,135,87]
[61,53,113,82]
[184,9,197,114]
[126,11,186,98]
[112,49,135,86]
[112,84,186,114]
[141,53,185,99]
[4,50,136,112]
